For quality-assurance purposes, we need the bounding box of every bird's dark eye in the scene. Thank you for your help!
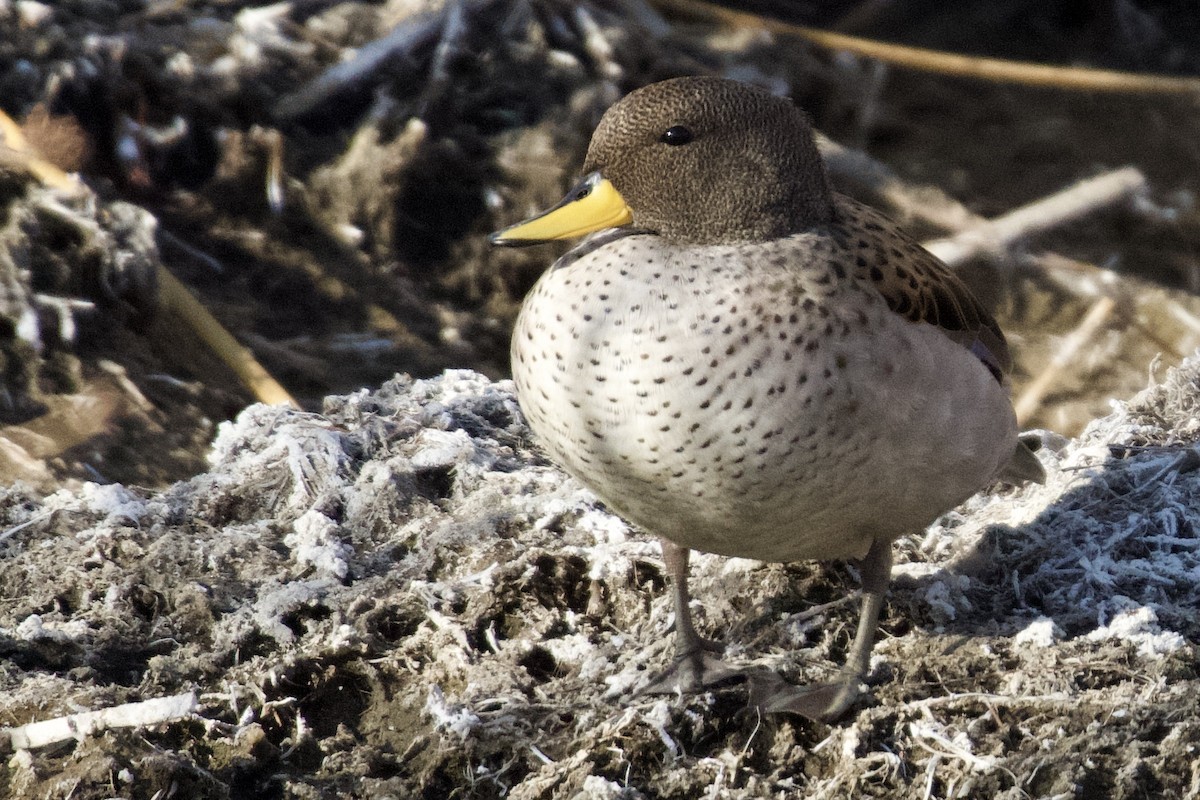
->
[660,125,694,146]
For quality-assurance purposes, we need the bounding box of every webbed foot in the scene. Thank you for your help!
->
[640,646,743,695]
[746,671,862,721]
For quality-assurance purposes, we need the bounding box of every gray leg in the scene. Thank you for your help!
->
[822,536,893,718]
[757,537,893,720]
[640,540,738,694]
[662,540,716,658]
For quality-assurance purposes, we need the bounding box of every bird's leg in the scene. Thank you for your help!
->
[757,537,893,721]
[663,541,723,658]
[821,536,893,718]
[640,540,741,694]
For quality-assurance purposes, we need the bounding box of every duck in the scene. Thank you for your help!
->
[491,75,1043,720]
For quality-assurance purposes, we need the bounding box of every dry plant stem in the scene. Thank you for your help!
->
[2,692,197,752]
[575,5,624,82]
[0,109,77,190]
[898,692,1077,712]
[157,265,298,408]
[0,509,55,546]
[418,0,470,117]
[1,107,296,409]
[923,167,1148,267]
[1013,296,1118,426]
[98,359,156,413]
[649,0,1200,94]
[158,228,225,274]
[1026,252,1193,356]
[258,127,286,214]
[817,134,986,231]
[1024,252,1122,298]
[1165,301,1200,339]
[273,3,464,120]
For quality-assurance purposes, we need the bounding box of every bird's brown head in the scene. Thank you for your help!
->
[489,77,834,248]
[583,76,834,244]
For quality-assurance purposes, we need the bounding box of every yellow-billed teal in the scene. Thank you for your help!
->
[491,76,1043,720]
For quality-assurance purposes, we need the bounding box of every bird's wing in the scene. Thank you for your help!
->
[832,195,1011,382]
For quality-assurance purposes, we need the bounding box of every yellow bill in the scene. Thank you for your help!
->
[490,172,633,246]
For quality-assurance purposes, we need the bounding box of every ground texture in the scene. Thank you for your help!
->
[1,359,1198,798]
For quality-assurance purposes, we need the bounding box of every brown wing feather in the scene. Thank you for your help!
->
[831,195,1011,380]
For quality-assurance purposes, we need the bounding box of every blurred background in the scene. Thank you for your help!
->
[2,0,1199,490]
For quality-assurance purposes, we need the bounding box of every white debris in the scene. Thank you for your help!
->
[1086,602,1186,657]
[1014,616,1063,647]
[285,509,351,580]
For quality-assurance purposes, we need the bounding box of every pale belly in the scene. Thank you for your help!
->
[511,235,1016,563]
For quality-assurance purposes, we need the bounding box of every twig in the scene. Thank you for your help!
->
[273,5,453,121]
[157,265,298,408]
[157,229,225,274]
[898,691,1076,712]
[924,168,1148,267]
[0,109,77,190]
[257,127,286,214]
[1020,252,1120,298]
[611,0,671,37]
[743,591,860,648]
[2,691,198,751]
[649,0,1200,94]
[0,509,56,547]
[817,134,986,231]
[98,359,156,413]
[417,0,470,117]
[1165,298,1200,339]
[910,720,997,773]
[1014,296,1118,426]
[1026,252,1200,358]
[574,5,624,82]
[785,592,860,626]
[850,60,890,149]
[272,254,444,369]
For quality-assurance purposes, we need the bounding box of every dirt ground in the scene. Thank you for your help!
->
[0,1,1199,798]
[0,363,1197,799]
